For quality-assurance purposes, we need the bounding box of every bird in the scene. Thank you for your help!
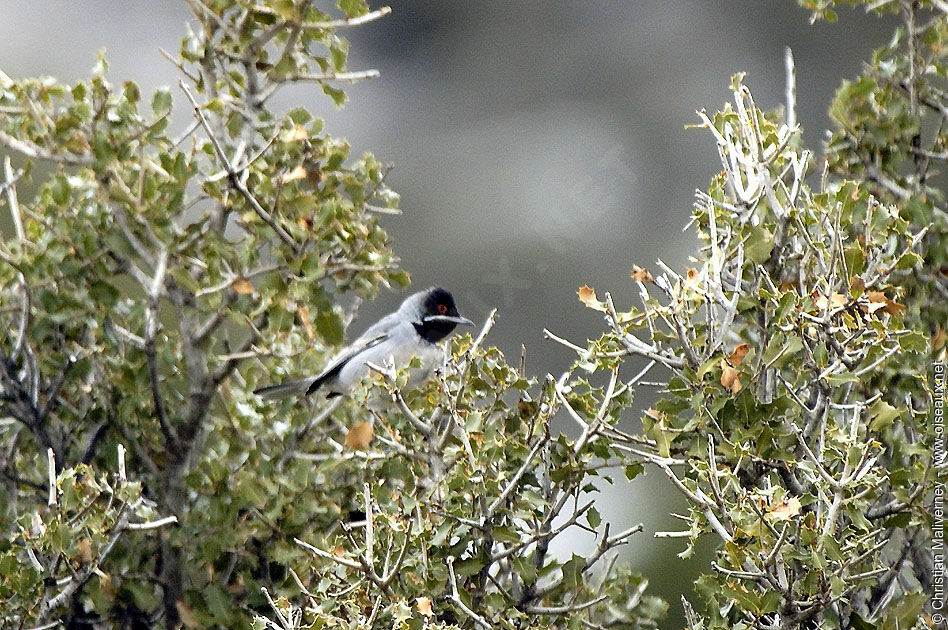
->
[254,287,474,399]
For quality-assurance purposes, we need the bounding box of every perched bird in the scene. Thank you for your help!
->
[254,287,474,399]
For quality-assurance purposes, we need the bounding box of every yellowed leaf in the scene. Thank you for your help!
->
[934,327,948,351]
[345,421,375,450]
[99,571,116,598]
[231,278,254,295]
[767,496,802,521]
[720,359,742,394]
[281,165,307,183]
[728,343,750,367]
[77,538,93,563]
[176,601,202,629]
[283,124,309,142]
[814,292,846,311]
[416,596,434,617]
[297,305,314,341]
[227,573,245,595]
[630,265,654,284]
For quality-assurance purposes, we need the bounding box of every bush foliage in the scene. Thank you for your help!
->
[0,1,942,629]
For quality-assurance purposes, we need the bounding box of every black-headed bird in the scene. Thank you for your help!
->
[254,287,473,399]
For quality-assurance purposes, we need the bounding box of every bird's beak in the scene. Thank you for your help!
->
[424,314,475,326]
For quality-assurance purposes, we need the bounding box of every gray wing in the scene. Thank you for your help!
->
[303,332,387,395]
[302,310,405,395]
[254,311,401,399]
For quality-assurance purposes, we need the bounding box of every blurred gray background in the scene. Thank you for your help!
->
[0,1,894,623]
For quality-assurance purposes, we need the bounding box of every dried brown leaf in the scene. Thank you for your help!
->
[577,284,606,311]
[281,165,307,183]
[630,265,654,283]
[720,359,742,393]
[283,124,309,142]
[863,291,905,316]
[685,267,700,289]
[231,278,255,295]
[77,538,93,563]
[416,597,434,617]
[814,292,847,311]
[345,421,375,450]
[177,602,201,629]
[577,284,597,306]
[934,328,948,351]
[297,305,314,341]
[767,496,802,521]
[728,343,750,367]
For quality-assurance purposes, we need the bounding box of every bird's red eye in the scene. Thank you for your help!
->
[437,303,448,314]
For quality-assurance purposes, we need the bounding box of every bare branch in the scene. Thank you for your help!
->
[447,556,494,630]
[0,129,92,166]
[303,6,392,29]
[178,80,297,251]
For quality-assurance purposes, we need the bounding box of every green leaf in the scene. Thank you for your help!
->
[338,0,369,17]
[848,612,877,630]
[745,225,774,264]
[511,556,538,583]
[624,463,644,480]
[123,81,140,103]
[50,176,70,205]
[271,0,297,20]
[824,371,859,385]
[71,82,87,101]
[152,87,172,114]
[329,38,348,71]
[758,589,781,614]
[322,83,347,107]
[844,243,865,276]
[894,251,922,270]
[868,400,900,431]
[586,507,601,529]
[898,331,927,354]
[882,591,927,626]
[203,583,232,622]
[774,291,797,323]
[313,307,344,345]
[454,556,484,578]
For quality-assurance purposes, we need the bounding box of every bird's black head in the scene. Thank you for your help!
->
[414,287,474,343]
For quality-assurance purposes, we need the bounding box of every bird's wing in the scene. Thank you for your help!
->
[255,311,404,399]
[254,332,389,399]
[304,331,389,395]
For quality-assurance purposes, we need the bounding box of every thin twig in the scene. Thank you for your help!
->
[303,6,392,29]
[447,557,493,630]
[178,80,297,250]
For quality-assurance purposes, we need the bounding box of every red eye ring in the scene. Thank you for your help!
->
[437,303,448,314]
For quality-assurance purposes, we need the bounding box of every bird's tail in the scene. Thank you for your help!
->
[253,377,316,400]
